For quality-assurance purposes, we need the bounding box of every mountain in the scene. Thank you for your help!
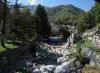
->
[46,5,85,22]
[17,4,85,23]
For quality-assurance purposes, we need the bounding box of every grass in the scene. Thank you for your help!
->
[82,65,100,73]
[75,38,94,48]
[0,45,6,52]
[83,39,94,48]
[0,42,17,52]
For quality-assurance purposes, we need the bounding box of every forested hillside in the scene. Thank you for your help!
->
[47,5,84,23]
[23,4,84,23]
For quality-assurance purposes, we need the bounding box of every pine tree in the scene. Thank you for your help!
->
[76,15,86,35]
[95,0,100,3]
[1,0,9,48]
[94,3,100,23]
[21,7,36,42]
[0,0,3,22]
[12,0,22,42]
[35,4,51,38]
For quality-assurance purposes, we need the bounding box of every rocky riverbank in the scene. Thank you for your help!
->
[0,39,100,73]
[31,42,100,73]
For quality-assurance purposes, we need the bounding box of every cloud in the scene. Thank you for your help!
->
[28,0,39,5]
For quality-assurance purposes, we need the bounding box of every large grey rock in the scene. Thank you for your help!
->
[82,48,95,57]
[82,48,100,68]
[57,57,66,63]
[90,60,96,67]
[54,62,70,73]
[33,69,41,73]
[96,54,100,68]
[90,54,100,68]
[54,59,75,73]
[40,65,56,73]
[26,60,33,67]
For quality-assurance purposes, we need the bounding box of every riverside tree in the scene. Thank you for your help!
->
[11,0,23,42]
[91,2,100,23]
[0,0,3,22]
[0,0,9,47]
[35,4,51,38]
[95,0,100,3]
[21,7,36,42]
[76,14,86,35]
[90,2,100,36]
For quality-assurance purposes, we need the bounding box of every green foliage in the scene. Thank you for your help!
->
[20,8,36,41]
[47,5,84,23]
[0,42,17,52]
[0,0,9,48]
[95,3,100,23]
[76,39,94,49]
[76,15,86,34]
[10,3,36,42]
[83,39,94,48]
[2,0,8,19]
[11,0,22,41]
[76,12,96,34]
[83,12,96,29]
[55,15,78,26]
[66,47,85,66]
[91,3,100,23]
[35,4,51,38]
[74,46,86,67]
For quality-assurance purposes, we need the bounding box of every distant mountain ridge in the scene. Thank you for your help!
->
[11,4,85,22]
[46,5,84,22]
[25,4,84,14]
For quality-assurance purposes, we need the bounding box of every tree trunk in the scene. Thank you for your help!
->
[1,20,6,48]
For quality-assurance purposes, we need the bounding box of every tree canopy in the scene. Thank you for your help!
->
[35,4,51,38]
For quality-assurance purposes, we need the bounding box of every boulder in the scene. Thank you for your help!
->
[90,60,96,67]
[40,65,56,73]
[33,69,41,73]
[54,59,75,73]
[57,57,66,63]
[82,48,100,68]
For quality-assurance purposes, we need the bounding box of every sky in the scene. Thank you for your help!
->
[8,0,96,11]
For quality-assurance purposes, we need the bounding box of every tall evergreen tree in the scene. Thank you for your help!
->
[76,15,86,34]
[83,12,96,29]
[0,0,3,22]
[12,0,22,42]
[21,7,36,42]
[1,0,9,47]
[0,0,3,31]
[94,3,100,23]
[35,4,51,38]
[91,2,100,23]
[95,0,100,3]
